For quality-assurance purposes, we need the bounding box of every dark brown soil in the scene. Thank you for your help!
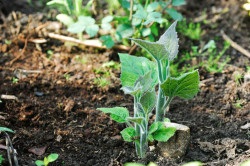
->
[0,0,249,166]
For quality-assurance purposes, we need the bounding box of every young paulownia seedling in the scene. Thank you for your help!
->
[98,21,199,158]
[35,153,59,166]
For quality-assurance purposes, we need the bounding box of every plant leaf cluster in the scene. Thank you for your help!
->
[98,21,200,158]
[47,0,186,48]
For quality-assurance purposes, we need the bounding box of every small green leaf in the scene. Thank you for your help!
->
[102,15,113,23]
[67,22,85,33]
[126,117,144,125]
[133,5,147,19]
[47,153,59,162]
[140,90,156,113]
[166,8,183,21]
[86,24,99,37]
[147,2,159,12]
[101,23,112,31]
[142,28,151,37]
[143,12,163,25]
[172,0,186,6]
[121,127,136,142]
[100,35,114,49]
[56,14,74,27]
[67,16,97,35]
[116,24,134,40]
[101,16,113,31]
[44,157,49,166]
[132,17,142,26]
[149,122,160,134]
[35,160,44,166]
[97,107,129,123]
[161,70,200,99]
[152,126,176,142]
[0,127,14,133]
[119,0,130,9]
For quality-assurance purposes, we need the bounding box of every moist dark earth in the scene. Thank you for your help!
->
[0,0,250,165]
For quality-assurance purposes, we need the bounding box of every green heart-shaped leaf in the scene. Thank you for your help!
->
[161,70,199,99]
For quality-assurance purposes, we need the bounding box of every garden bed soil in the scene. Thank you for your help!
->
[0,0,250,165]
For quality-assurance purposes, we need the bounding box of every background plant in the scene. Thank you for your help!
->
[47,0,186,48]
[47,0,112,41]
[171,40,230,76]
[98,21,199,158]
[177,19,202,40]
[114,0,186,44]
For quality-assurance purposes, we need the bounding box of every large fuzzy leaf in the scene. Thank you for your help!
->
[121,127,137,142]
[161,70,199,99]
[119,53,157,88]
[157,21,179,60]
[131,39,168,61]
[131,21,179,61]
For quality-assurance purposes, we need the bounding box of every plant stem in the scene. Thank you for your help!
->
[134,96,148,158]
[155,86,166,122]
[78,33,83,40]
[134,96,141,156]
[155,59,167,122]
[138,125,147,158]
[144,0,149,9]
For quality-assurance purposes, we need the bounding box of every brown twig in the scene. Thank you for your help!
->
[129,44,137,55]
[221,30,250,58]
[9,33,31,66]
[48,33,130,51]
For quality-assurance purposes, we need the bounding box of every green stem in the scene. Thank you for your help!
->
[155,86,166,122]
[155,59,170,122]
[134,96,141,156]
[78,33,83,40]
[144,0,149,9]
[157,60,164,83]
[134,96,149,158]
[139,125,147,158]
[136,115,148,158]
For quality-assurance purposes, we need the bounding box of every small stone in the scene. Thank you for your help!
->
[149,145,155,151]
[244,73,250,83]
[241,123,250,130]
[157,122,190,159]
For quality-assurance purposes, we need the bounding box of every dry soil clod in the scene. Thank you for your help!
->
[157,122,190,159]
